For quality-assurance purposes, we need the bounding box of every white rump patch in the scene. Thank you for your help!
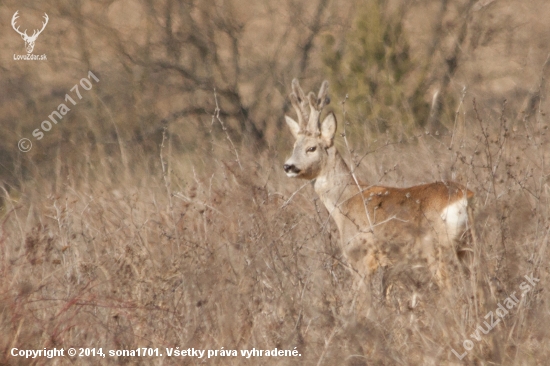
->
[440,198,468,239]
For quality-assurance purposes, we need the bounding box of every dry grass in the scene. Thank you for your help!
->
[1,95,549,365]
[2,0,550,364]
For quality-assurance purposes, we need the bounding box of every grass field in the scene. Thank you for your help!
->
[1,0,550,364]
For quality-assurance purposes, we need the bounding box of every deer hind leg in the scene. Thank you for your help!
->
[456,202,477,265]
[419,232,452,292]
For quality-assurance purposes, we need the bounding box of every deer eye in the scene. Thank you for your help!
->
[306,146,317,153]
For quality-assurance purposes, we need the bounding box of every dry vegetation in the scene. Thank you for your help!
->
[1,0,550,365]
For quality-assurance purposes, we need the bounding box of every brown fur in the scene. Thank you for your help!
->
[284,79,475,303]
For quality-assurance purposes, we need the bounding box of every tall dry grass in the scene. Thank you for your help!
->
[2,0,550,364]
[1,88,549,365]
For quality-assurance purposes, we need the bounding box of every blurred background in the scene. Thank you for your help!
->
[2,0,550,184]
[1,0,549,364]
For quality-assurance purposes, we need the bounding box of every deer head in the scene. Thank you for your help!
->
[283,79,337,180]
[12,11,49,54]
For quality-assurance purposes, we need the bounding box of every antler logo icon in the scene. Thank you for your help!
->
[11,10,49,54]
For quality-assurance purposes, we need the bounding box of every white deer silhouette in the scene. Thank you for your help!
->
[12,11,49,54]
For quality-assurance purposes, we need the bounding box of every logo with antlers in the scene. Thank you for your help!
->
[11,10,49,54]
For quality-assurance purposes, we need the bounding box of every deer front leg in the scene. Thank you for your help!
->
[346,241,389,308]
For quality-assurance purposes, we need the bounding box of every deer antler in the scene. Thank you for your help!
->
[317,80,330,109]
[30,13,49,40]
[11,11,27,37]
[32,13,50,37]
[11,11,48,40]
[306,80,330,133]
[289,79,310,131]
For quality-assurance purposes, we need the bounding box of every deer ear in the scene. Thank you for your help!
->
[285,115,301,139]
[320,112,337,147]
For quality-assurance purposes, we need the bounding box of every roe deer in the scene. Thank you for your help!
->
[283,79,474,301]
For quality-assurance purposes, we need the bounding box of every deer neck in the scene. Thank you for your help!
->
[312,146,361,233]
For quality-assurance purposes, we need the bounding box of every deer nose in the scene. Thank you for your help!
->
[283,164,299,173]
